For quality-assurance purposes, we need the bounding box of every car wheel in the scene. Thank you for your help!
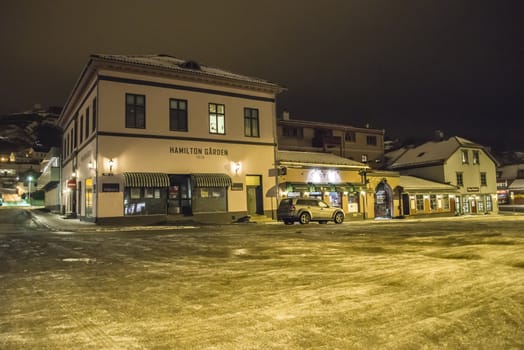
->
[299,212,311,224]
[334,212,344,224]
[319,220,328,224]
[284,220,293,225]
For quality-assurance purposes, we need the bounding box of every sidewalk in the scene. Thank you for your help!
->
[29,208,198,233]
[30,208,97,232]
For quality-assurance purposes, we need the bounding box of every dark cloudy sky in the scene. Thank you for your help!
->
[1,0,523,150]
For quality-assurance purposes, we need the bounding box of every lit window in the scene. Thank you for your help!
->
[456,172,464,186]
[473,150,480,164]
[461,150,469,164]
[480,172,487,186]
[443,194,450,210]
[430,194,437,210]
[416,195,424,211]
[209,103,225,134]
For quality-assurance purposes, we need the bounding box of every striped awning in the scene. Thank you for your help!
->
[191,173,232,188]
[123,172,170,187]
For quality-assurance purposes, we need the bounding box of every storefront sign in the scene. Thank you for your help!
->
[467,187,480,192]
[231,183,243,191]
[67,179,77,189]
[169,146,229,157]
[102,183,120,192]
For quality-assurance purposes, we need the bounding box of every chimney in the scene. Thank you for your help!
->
[434,130,444,141]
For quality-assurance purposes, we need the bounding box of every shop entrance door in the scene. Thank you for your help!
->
[402,193,410,216]
[246,175,263,215]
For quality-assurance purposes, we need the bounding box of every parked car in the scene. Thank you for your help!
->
[277,198,345,224]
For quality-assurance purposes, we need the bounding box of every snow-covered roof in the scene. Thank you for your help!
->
[278,118,384,133]
[277,150,368,169]
[388,136,491,169]
[91,54,282,89]
[399,175,458,192]
[508,179,524,190]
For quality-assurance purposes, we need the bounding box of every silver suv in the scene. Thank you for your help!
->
[277,198,345,225]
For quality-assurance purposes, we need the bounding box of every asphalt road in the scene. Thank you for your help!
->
[1,208,524,349]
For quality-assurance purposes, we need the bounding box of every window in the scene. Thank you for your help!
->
[85,107,90,139]
[282,126,303,138]
[70,129,74,154]
[517,169,524,179]
[456,172,464,186]
[92,98,97,132]
[366,135,377,145]
[209,103,225,134]
[478,198,484,212]
[345,131,356,142]
[244,108,259,137]
[79,115,84,143]
[126,94,146,129]
[473,150,480,164]
[430,195,437,210]
[462,199,470,213]
[73,116,77,148]
[416,195,424,211]
[480,172,487,186]
[486,195,492,211]
[443,194,450,210]
[169,99,188,131]
[461,150,469,164]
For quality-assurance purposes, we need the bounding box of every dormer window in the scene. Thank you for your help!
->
[472,150,480,164]
[179,60,201,70]
[461,150,469,164]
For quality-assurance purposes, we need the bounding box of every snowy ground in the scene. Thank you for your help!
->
[1,210,523,349]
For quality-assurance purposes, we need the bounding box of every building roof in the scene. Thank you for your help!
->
[399,175,458,192]
[508,178,524,190]
[59,54,284,127]
[91,54,282,90]
[277,150,368,169]
[278,118,384,134]
[388,136,497,169]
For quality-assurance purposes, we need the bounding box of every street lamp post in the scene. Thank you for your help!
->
[27,176,33,206]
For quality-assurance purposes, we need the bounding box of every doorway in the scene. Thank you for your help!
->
[402,193,410,216]
[246,175,263,215]
[374,180,393,218]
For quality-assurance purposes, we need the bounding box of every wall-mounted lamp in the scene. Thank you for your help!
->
[108,159,114,174]
[88,160,94,169]
[231,161,241,175]
[71,171,77,178]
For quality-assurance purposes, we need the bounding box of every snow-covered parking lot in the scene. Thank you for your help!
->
[1,211,524,349]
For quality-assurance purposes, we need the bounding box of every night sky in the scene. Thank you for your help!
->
[1,0,523,150]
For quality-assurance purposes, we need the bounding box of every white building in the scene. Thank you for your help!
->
[58,54,283,224]
[387,136,499,214]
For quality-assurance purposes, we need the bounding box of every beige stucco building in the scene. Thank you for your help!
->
[276,150,404,219]
[58,54,283,224]
[387,136,499,215]
[277,116,385,168]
